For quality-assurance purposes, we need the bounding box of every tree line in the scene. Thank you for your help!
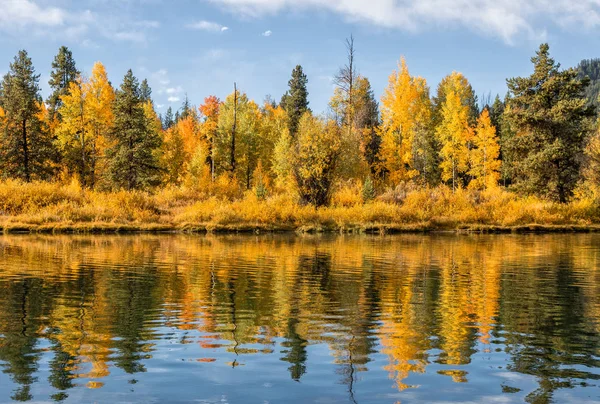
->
[0,42,597,206]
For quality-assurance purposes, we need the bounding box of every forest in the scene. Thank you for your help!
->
[1,39,600,233]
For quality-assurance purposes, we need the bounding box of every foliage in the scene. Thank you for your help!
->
[379,58,434,185]
[435,75,473,191]
[47,46,79,122]
[292,113,341,207]
[362,177,375,202]
[0,50,57,182]
[505,43,595,202]
[281,65,309,136]
[106,70,161,191]
[0,42,597,213]
[577,58,600,106]
[469,108,501,190]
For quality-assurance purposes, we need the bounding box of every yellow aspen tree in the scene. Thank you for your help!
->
[258,101,285,175]
[198,95,221,180]
[272,125,294,193]
[436,89,472,191]
[85,62,115,189]
[469,108,501,190]
[331,76,373,180]
[162,125,187,185]
[292,113,341,206]
[379,58,431,184]
[57,77,91,186]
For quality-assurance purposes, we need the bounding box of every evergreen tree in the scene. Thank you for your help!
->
[505,43,595,202]
[180,95,192,120]
[163,106,174,130]
[47,46,80,122]
[0,50,57,181]
[106,70,161,190]
[489,94,512,186]
[280,65,309,136]
[354,77,381,177]
[140,79,152,103]
[488,95,504,130]
[577,58,600,106]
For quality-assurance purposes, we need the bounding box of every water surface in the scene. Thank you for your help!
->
[0,234,598,403]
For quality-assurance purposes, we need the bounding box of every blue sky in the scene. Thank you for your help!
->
[1,0,599,114]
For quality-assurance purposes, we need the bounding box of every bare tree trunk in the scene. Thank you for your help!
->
[231,82,237,177]
[22,119,30,182]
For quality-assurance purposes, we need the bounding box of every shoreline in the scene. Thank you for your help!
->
[2,221,600,235]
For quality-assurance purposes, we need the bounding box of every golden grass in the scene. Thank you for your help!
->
[0,180,599,233]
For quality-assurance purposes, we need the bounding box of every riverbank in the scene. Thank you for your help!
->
[1,180,600,234]
[3,221,600,234]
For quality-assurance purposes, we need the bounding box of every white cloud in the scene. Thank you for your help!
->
[262,30,272,37]
[0,0,66,28]
[166,86,183,94]
[186,20,229,33]
[151,69,170,86]
[207,0,600,43]
[0,1,161,45]
[168,96,181,103]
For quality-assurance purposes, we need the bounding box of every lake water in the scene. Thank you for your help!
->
[0,234,598,403]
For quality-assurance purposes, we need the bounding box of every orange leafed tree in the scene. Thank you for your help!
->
[379,58,432,184]
[469,108,501,190]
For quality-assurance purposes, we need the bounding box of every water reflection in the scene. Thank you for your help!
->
[0,234,598,403]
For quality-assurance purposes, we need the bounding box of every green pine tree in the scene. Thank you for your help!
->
[505,43,595,202]
[47,46,80,122]
[106,70,162,190]
[163,106,174,130]
[140,79,152,103]
[0,50,57,181]
[354,77,382,177]
[280,65,309,136]
[180,95,192,120]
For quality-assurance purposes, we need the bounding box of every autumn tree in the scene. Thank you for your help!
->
[505,43,595,202]
[106,70,161,190]
[215,89,264,187]
[379,58,434,184]
[85,62,115,188]
[469,108,501,189]
[281,65,309,136]
[436,81,472,191]
[47,46,80,123]
[198,95,221,180]
[161,124,186,185]
[56,77,91,186]
[292,113,341,206]
[0,50,57,181]
[258,101,285,176]
[433,71,478,127]
[272,126,294,192]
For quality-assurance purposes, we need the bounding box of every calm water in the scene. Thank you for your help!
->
[0,234,598,403]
